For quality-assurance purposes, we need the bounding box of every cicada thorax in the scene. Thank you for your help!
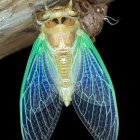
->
[42,17,79,77]
[41,14,79,78]
[42,18,78,48]
[36,3,80,106]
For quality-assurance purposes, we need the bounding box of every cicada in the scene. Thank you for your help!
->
[20,0,119,140]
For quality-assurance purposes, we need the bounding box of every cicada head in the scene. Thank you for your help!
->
[35,0,80,50]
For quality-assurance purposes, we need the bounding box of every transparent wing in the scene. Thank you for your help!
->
[71,30,119,140]
[20,33,62,140]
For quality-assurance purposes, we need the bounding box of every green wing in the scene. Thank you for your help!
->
[20,33,62,140]
[71,30,119,140]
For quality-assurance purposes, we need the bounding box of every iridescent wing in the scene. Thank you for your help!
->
[71,30,119,140]
[20,33,62,140]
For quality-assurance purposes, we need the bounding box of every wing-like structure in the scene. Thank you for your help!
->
[20,33,62,140]
[71,30,119,140]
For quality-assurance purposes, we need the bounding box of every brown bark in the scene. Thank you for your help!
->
[0,0,38,59]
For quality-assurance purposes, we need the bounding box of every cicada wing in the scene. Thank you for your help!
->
[20,33,62,140]
[71,30,119,140]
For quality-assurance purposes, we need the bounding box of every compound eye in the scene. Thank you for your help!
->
[63,18,75,26]
[45,20,57,28]
[69,9,79,17]
[34,10,46,21]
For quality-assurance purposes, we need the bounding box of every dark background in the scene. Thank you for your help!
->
[0,0,133,139]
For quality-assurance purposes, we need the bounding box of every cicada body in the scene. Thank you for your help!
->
[20,0,119,140]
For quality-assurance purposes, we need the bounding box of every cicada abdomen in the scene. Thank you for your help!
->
[20,0,119,140]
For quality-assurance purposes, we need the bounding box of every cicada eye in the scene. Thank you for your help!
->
[69,9,79,17]
[45,20,57,28]
[72,9,78,14]
[34,9,45,21]
[63,18,75,26]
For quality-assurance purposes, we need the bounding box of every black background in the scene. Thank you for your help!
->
[0,0,133,139]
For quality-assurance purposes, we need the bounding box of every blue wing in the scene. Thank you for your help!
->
[71,30,119,140]
[20,33,62,140]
